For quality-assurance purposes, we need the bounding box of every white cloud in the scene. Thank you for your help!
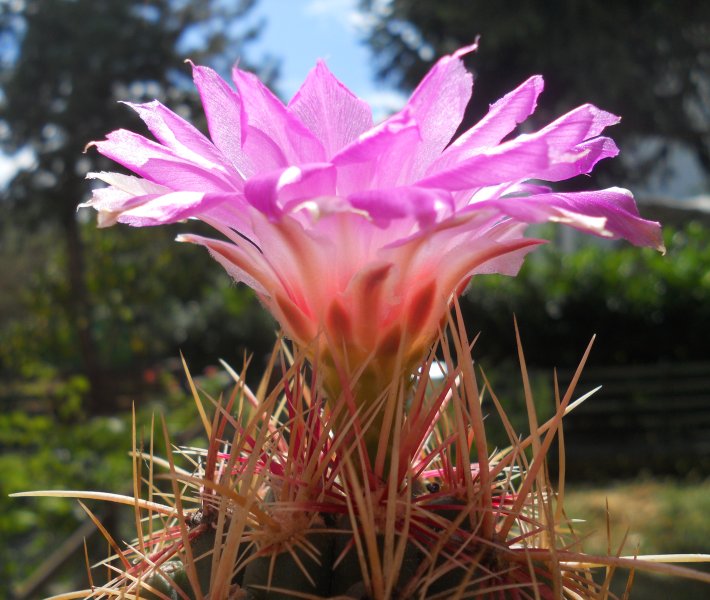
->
[304,0,369,33]
[305,0,355,17]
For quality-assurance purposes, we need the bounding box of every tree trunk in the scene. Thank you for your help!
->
[59,198,111,413]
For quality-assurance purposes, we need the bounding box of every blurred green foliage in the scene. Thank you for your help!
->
[566,479,710,555]
[1,3,708,596]
[0,365,220,598]
[565,480,710,599]
[3,219,708,595]
[464,221,710,368]
[0,409,133,594]
[0,0,276,411]
[0,217,276,393]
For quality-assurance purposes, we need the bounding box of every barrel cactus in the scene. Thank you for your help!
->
[15,41,710,599]
[94,327,653,599]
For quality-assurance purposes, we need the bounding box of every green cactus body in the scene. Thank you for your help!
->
[137,524,224,599]
[242,535,333,598]
[138,560,188,600]
[419,495,481,596]
[330,517,422,597]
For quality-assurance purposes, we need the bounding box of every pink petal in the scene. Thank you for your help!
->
[232,66,326,164]
[110,191,233,227]
[348,186,455,227]
[332,111,421,193]
[470,243,537,276]
[467,222,537,276]
[418,140,551,189]
[249,213,335,318]
[387,215,543,301]
[309,212,380,288]
[82,172,171,226]
[421,105,621,190]
[86,171,169,200]
[191,63,254,177]
[442,76,544,162]
[244,163,336,218]
[396,46,474,179]
[178,233,277,296]
[343,261,396,350]
[92,129,237,191]
[437,236,543,293]
[199,201,256,238]
[540,136,619,182]
[125,100,229,169]
[534,104,620,151]
[473,187,665,250]
[193,64,293,175]
[241,126,289,174]
[288,60,373,157]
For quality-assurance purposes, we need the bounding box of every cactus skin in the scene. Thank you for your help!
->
[242,528,333,599]
[419,495,477,595]
[137,524,220,599]
[329,514,422,597]
[138,560,191,600]
[138,510,458,598]
[199,496,482,597]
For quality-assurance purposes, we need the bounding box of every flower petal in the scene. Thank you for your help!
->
[125,100,230,170]
[434,232,543,295]
[92,129,237,191]
[384,49,473,183]
[473,187,665,250]
[288,60,373,157]
[540,136,619,182]
[107,191,232,227]
[348,186,455,227]
[332,111,421,192]
[191,63,254,177]
[418,141,550,190]
[443,75,544,159]
[178,233,276,296]
[86,171,169,198]
[534,103,620,152]
[232,65,326,164]
[343,261,395,350]
[82,172,171,226]
[421,105,621,190]
[193,63,297,175]
[244,163,336,218]
[249,213,336,319]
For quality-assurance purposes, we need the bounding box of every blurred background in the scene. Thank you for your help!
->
[1,0,709,597]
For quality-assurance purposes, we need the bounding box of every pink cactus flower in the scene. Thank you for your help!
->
[84,44,663,404]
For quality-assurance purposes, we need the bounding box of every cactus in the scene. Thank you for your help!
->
[14,322,694,599]
[13,321,710,598]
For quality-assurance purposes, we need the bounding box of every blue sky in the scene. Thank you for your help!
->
[249,0,406,119]
[3,1,703,198]
[0,0,407,187]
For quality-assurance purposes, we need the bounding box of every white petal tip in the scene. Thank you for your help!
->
[453,40,479,59]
